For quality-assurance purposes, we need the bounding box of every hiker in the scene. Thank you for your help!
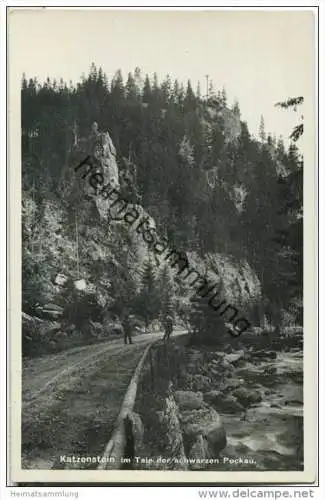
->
[163,314,174,343]
[91,121,99,136]
[121,312,133,345]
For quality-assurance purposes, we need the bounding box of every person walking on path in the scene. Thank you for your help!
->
[163,314,174,343]
[121,311,133,345]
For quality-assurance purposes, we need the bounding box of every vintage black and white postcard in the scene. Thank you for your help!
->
[7,6,318,484]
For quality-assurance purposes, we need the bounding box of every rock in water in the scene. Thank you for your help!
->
[204,391,244,414]
[174,391,204,411]
[224,350,245,365]
[204,390,224,405]
[232,388,262,408]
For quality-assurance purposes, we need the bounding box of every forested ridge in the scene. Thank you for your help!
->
[21,64,303,356]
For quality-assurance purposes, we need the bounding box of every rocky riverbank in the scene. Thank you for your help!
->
[134,333,303,471]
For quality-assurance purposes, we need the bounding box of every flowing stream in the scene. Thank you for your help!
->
[218,349,303,470]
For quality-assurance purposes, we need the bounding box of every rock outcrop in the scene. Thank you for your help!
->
[179,404,227,457]
[74,126,119,193]
[159,393,188,470]
[172,389,227,465]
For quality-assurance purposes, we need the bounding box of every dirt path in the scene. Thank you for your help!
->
[23,341,123,406]
[22,330,186,470]
[22,332,164,405]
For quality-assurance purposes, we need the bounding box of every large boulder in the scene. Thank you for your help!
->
[204,390,223,405]
[223,350,245,365]
[179,407,227,455]
[219,377,245,393]
[204,391,244,414]
[232,387,262,408]
[217,395,244,414]
[207,358,235,380]
[174,391,204,411]
[187,435,210,469]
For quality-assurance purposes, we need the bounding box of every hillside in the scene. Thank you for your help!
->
[21,65,303,356]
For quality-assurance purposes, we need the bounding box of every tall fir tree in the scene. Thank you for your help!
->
[259,115,266,142]
[221,86,227,107]
[142,74,151,104]
[232,99,241,117]
[196,81,201,100]
[135,259,161,330]
[158,265,176,323]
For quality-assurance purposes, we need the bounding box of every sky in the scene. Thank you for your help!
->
[9,8,315,143]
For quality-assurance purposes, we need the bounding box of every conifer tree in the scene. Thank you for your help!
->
[184,80,196,111]
[125,72,138,102]
[221,86,227,106]
[158,264,176,323]
[275,96,304,142]
[196,81,201,100]
[111,69,125,101]
[188,278,228,346]
[133,66,143,95]
[177,83,185,106]
[172,79,180,103]
[142,74,151,104]
[161,74,172,106]
[135,259,161,330]
[232,99,241,117]
[208,80,215,99]
[259,115,266,142]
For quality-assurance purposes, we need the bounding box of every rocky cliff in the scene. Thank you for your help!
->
[73,125,262,326]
